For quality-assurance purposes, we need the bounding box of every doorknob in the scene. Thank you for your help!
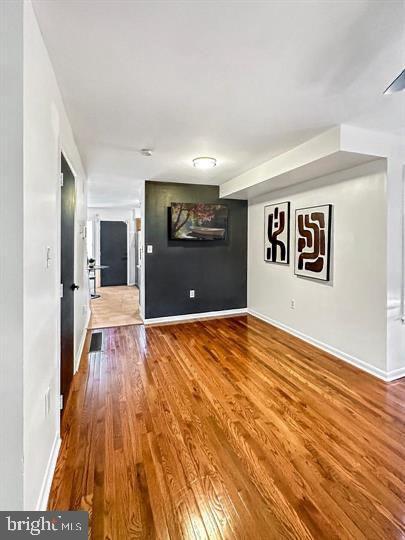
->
[71,283,79,291]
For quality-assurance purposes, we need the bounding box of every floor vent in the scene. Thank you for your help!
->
[89,331,103,352]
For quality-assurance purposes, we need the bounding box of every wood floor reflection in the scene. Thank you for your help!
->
[48,315,405,539]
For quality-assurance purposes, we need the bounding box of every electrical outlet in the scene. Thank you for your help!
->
[46,246,52,268]
[147,245,153,254]
[190,289,195,299]
[290,299,295,310]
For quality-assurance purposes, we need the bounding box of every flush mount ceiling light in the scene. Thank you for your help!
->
[384,68,405,94]
[192,156,217,169]
[140,148,153,156]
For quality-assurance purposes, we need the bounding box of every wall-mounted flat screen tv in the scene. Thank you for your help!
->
[170,203,228,240]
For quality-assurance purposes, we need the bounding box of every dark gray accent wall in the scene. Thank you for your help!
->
[145,181,247,318]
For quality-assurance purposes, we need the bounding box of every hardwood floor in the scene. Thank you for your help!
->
[48,315,405,539]
[89,285,143,330]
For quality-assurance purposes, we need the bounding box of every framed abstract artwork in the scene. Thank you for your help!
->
[295,204,332,281]
[264,202,290,264]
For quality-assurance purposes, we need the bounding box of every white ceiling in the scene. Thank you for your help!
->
[33,0,405,207]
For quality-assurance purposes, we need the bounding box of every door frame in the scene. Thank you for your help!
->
[56,145,78,429]
[139,182,145,320]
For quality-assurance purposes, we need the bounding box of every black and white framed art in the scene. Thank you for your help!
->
[264,202,290,264]
[295,204,332,281]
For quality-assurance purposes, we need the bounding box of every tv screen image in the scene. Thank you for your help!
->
[170,203,228,240]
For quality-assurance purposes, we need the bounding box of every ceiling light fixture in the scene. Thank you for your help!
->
[193,156,217,169]
[140,148,153,156]
[384,68,405,94]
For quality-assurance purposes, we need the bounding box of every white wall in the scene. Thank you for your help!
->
[248,160,388,377]
[0,0,24,510]
[23,0,89,510]
[385,157,405,377]
[88,207,139,286]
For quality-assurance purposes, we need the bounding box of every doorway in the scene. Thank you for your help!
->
[60,154,77,413]
[88,215,142,329]
[100,221,128,286]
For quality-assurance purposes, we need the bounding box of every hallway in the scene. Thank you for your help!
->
[89,286,143,329]
[48,316,405,539]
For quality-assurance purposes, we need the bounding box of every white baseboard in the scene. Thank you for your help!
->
[144,308,248,326]
[74,308,91,373]
[247,308,399,382]
[35,433,61,511]
[386,366,405,382]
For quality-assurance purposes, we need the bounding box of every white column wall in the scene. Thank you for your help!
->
[0,0,24,511]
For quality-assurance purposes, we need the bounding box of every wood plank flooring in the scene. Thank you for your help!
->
[48,315,405,539]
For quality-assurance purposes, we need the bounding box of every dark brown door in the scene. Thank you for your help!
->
[60,154,76,413]
[100,221,128,286]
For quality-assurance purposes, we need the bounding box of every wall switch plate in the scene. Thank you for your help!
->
[290,299,295,309]
[147,245,153,254]
[44,386,51,416]
[46,246,52,268]
[190,290,195,298]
